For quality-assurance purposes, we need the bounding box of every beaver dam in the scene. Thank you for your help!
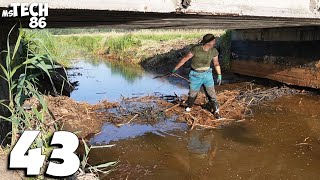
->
[24,85,305,139]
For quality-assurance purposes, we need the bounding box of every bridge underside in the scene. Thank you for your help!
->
[1,9,320,88]
[1,9,320,90]
[1,9,320,29]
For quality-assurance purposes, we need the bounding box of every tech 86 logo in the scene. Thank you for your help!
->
[2,3,48,28]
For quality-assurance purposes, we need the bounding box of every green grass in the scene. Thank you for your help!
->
[47,28,114,35]
[22,29,79,67]
[23,29,231,68]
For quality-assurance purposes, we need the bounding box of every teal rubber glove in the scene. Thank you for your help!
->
[217,74,222,85]
[171,69,177,73]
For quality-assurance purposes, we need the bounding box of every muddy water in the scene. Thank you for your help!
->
[69,60,320,179]
[90,119,188,145]
[88,94,320,179]
[68,60,188,103]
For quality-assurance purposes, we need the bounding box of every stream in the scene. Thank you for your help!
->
[68,60,188,103]
[68,60,320,179]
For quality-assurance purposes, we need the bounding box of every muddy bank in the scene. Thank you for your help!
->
[23,96,117,139]
[0,150,22,180]
[231,28,320,89]
[232,60,320,89]
[138,36,240,85]
[140,39,195,75]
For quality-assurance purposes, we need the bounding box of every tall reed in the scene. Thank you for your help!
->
[0,25,60,147]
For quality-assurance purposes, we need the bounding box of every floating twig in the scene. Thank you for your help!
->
[127,114,139,124]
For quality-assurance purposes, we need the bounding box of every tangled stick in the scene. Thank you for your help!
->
[187,113,198,130]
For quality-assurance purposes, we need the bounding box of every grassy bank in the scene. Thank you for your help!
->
[0,27,116,178]
[23,29,231,69]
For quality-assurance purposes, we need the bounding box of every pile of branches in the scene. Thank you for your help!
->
[236,86,303,117]
[163,85,305,129]
[237,86,302,106]
[103,85,305,130]
[106,95,171,126]
[23,85,306,135]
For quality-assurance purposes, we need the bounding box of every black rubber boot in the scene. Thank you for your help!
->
[186,96,197,108]
[207,100,222,119]
[210,100,220,113]
[204,86,222,119]
[214,112,223,119]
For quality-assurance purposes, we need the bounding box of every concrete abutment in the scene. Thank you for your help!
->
[231,27,320,89]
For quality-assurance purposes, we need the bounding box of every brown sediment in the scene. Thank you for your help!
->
[110,161,153,179]
[231,60,320,89]
[49,97,119,139]
[24,96,119,139]
[105,38,196,65]
[0,152,22,180]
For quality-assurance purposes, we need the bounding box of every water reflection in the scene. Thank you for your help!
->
[68,60,188,103]
[107,61,143,84]
[220,125,262,145]
[187,130,215,156]
[90,119,188,145]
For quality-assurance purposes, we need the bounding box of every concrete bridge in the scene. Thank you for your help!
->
[0,0,320,142]
[1,0,320,29]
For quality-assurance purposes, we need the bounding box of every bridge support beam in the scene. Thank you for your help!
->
[231,27,320,88]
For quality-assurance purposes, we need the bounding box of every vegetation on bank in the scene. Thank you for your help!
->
[23,29,232,70]
[217,30,232,70]
[0,27,61,147]
[0,27,116,178]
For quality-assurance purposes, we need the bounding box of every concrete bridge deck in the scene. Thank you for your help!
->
[1,0,320,29]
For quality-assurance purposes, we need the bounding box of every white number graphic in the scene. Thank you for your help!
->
[9,131,80,177]
[46,131,80,177]
[38,17,47,29]
[29,17,38,29]
[29,17,47,29]
[9,131,45,175]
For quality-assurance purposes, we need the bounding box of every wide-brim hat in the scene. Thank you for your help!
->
[200,34,216,44]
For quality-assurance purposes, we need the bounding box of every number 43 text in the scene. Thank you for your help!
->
[9,131,80,177]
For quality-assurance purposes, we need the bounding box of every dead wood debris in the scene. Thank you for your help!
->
[158,85,304,129]
[100,85,303,130]
[24,85,305,136]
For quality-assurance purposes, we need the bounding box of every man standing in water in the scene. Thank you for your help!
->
[172,34,222,119]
